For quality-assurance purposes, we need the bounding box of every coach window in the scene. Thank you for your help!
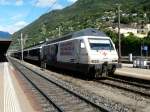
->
[80,40,85,48]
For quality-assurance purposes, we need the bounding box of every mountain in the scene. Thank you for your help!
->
[0,31,11,39]
[11,0,150,48]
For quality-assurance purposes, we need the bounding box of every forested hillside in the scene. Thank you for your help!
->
[11,0,150,56]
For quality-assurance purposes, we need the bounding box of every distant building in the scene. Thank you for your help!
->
[137,24,150,37]
[109,24,150,38]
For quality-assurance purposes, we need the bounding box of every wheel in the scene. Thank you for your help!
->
[102,65,108,77]
[87,67,95,80]
[108,66,116,75]
[41,61,46,69]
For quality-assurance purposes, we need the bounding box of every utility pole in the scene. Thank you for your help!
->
[58,26,61,37]
[141,39,143,58]
[21,32,24,61]
[118,4,121,62]
[56,26,61,37]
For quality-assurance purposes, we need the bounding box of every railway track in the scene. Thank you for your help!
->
[15,66,58,112]
[107,76,150,89]
[96,76,150,98]
[9,58,109,112]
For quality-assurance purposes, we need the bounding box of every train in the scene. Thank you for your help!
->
[11,28,121,78]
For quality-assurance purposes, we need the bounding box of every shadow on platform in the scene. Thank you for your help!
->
[0,55,8,62]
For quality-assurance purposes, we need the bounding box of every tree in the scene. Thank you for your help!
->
[147,31,150,38]
[105,30,118,43]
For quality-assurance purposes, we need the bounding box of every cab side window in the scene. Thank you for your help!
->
[80,40,85,49]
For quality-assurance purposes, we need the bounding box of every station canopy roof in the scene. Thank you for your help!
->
[0,38,11,60]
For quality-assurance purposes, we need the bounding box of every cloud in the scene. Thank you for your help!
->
[0,11,28,34]
[67,0,77,3]
[14,21,28,27]
[11,14,24,21]
[0,21,28,34]
[51,3,63,9]
[34,0,63,9]
[0,0,23,6]
[35,0,56,7]
[0,0,10,5]
[16,0,23,6]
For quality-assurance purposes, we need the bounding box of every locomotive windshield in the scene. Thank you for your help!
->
[89,38,114,50]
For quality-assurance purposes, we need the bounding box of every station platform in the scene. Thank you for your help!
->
[0,62,36,112]
[115,63,150,80]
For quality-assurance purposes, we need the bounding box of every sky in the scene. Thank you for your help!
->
[0,0,77,34]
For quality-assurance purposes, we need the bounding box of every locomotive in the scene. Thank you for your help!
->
[12,28,120,78]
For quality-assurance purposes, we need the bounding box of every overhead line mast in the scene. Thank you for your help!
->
[117,4,121,63]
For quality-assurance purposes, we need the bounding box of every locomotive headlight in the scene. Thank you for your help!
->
[91,60,99,63]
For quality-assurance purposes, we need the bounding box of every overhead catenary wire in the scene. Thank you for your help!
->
[28,0,58,18]
[45,0,58,13]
